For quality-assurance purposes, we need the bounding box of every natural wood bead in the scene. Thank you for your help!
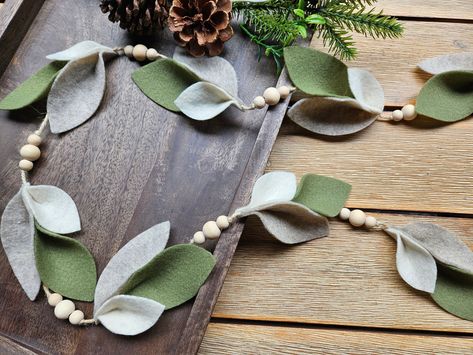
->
[365,216,377,228]
[216,215,229,230]
[401,104,417,121]
[54,300,75,320]
[202,221,221,240]
[124,45,134,58]
[19,159,33,172]
[27,134,42,146]
[146,48,159,61]
[193,231,205,244]
[278,86,290,99]
[48,293,63,307]
[263,87,280,106]
[339,208,350,220]
[20,144,41,161]
[349,209,366,227]
[392,110,403,121]
[69,310,84,325]
[253,96,266,109]
[132,44,148,62]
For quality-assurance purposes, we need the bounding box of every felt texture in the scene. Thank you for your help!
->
[416,70,473,122]
[22,184,81,234]
[347,68,384,114]
[46,40,115,61]
[47,53,107,133]
[431,264,473,321]
[0,191,40,301]
[235,171,297,216]
[418,52,473,75]
[132,58,200,112]
[284,46,353,98]
[119,244,216,309]
[173,47,239,97]
[34,223,96,301]
[292,174,352,217]
[95,295,165,336]
[174,81,242,120]
[94,221,170,314]
[0,62,66,110]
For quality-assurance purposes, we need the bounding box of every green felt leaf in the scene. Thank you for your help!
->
[132,58,200,112]
[292,174,352,217]
[283,46,353,98]
[0,61,66,110]
[416,70,473,122]
[432,264,473,321]
[34,223,96,302]
[119,244,216,310]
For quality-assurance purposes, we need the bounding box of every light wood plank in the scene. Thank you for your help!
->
[214,213,473,333]
[377,0,473,20]
[200,323,473,354]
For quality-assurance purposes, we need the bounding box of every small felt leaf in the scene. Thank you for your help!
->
[173,47,239,97]
[432,265,473,321]
[347,68,384,114]
[95,295,165,336]
[46,40,115,61]
[0,62,66,110]
[47,53,107,133]
[175,82,242,120]
[94,221,170,314]
[284,46,353,98]
[0,191,41,300]
[235,171,297,216]
[287,96,378,136]
[22,184,80,234]
[132,58,200,112]
[415,70,473,122]
[119,244,216,310]
[418,52,473,75]
[34,223,96,301]
[292,174,352,217]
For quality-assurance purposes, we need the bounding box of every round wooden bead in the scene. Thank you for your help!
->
[27,134,42,146]
[132,44,148,62]
[392,110,403,121]
[48,293,63,307]
[124,45,134,58]
[278,86,290,99]
[202,221,221,240]
[253,96,266,109]
[263,87,281,106]
[349,209,366,227]
[339,208,350,220]
[216,215,229,230]
[54,300,75,320]
[20,144,41,161]
[19,159,33,172]
[69,310,84,325]
[193,231,205,244]
[365,216,377,228]
[146,48,159,61]
[401,104,417,121]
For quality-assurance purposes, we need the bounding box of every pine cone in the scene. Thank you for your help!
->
[168,0,234,57]
[100,0,170,35]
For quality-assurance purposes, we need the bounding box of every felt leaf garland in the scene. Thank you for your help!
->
[94,222,170,314]
[95,295,165,336]
[46,40,115,61]
[418,52,473,75]
[119,244,215,309]
[347,68,385,114]
[34,223,96,301]
[0,62,66,110]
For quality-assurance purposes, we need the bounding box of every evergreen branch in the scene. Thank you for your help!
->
[318,23,357,60]
[316,0,377,8]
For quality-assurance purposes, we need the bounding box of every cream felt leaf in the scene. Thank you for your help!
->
[347,68,384,114]
[94,221,170,314]
[95,295,165,336]
[418,52,473,75]
[235,171,297,216]
[0,191,41,301]
[47,53,107,133]
[174,81,243,120]
[46,40,115,61]
[287,96,378,136]
[173,47,239,97]
[21,184,81,234]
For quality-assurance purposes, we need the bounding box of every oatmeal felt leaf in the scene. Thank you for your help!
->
[34,223,96,301]
[132,58,200,112]
[415,70,473,122]
[46,40,115,61]
[21,184,80,234]
[292,174,352,217]
[0,191,41,301]
[119,244,215,310]
[94,221,170,314]
[418,52,473,75]
[0,61,66,110]
[347,68,384,114]
[95,295,165,336]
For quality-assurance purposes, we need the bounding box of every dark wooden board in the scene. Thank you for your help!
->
[0,0,288,353]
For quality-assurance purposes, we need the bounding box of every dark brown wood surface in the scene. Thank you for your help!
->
[0,1,286,353]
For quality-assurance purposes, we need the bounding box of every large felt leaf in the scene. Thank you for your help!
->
[418,52,473,75]
[21,184,80,234]
[347,68,384,114]
[94,222,170,314]
[34,223,96,301]
[416,70,473,122]
[292,174,352,217]
[132,58,200,112]
[119,244,215,309]
[46,40,115,61]
[0,191,40,300]
[95,295,165,336]
[284,46,353,98]
[47,53,107,133]
[0,62,66,110]
[235,171,297,216]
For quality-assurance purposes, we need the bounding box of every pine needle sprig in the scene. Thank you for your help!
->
[318,23,357,60]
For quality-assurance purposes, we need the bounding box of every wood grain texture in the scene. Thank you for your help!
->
[200,323,473,354]
[0,335,36,355]
[377,0,473,20]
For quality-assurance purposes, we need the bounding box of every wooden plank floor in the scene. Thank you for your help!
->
[201,1,473,353]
